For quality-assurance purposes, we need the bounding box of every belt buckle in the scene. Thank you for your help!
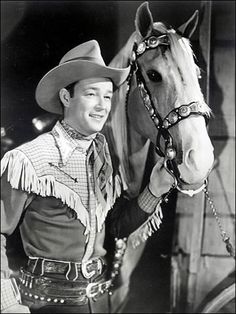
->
[86,282,100,298]
[81,258,102,279]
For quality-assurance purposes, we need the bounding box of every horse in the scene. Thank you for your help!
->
[103,2,215,312]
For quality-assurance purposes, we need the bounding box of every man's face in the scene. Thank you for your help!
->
[62,77,113,136]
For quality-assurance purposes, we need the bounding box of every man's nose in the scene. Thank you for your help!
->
[95,96,106,110]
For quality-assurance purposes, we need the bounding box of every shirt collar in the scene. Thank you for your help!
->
[51,121,106,166]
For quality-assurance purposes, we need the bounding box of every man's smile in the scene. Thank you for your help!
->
[89,113,106,120]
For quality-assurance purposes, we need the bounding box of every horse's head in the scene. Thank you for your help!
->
[124,2,214,194]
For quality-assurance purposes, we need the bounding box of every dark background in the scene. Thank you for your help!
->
[1,0,211,148]
[1,1,121,147]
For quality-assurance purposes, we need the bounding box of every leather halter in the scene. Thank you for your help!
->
[126,33,209,195]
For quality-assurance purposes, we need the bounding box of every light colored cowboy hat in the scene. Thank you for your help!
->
[35,40,130,114]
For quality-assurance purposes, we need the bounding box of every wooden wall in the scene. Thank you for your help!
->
[113,1,235,312]
[171,1,235,312]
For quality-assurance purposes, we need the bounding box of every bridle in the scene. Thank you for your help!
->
[126,33,209,196]
[124,32,235,257]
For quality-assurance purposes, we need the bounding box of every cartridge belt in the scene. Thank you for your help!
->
[20,269,112,306]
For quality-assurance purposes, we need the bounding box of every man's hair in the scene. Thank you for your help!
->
[59,81,77,111]
[65,82,77,98]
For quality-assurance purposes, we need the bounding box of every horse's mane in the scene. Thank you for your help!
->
[107,32,140,187]
[108,22,211,188]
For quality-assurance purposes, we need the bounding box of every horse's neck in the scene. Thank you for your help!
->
[124,128,151,197]
[103,121,150,198]
[106,32,153,198]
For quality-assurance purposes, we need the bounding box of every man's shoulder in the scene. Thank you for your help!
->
[16,131,56,156]
[3,131,58,169]
[1,130,60,179]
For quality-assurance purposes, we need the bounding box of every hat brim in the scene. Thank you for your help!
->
[35,60,130,114]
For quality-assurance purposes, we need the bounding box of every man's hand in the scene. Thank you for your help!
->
[1,304,30,313]
[149,158,175,198]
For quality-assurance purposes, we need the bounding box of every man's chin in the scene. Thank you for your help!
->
[86,127,103,135]
[88,122,106,133]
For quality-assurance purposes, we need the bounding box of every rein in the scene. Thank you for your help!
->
[125,33,235,258]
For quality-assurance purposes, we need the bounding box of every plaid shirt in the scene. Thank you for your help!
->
[1,121,118,262]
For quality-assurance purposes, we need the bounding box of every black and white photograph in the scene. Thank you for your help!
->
[1,1,235,313]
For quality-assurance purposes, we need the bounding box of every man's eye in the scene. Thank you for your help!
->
[86,93,95,96]
[104,96,111,100]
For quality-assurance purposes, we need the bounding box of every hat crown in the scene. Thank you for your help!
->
[36,40,130,114]
[59,40,106,66]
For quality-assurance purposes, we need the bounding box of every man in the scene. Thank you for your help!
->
[1,40,173,313]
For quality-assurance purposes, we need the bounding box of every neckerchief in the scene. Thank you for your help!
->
[60,120,96,141]
[60,120,113,208]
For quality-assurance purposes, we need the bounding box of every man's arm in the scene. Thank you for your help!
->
[1,172,30,276]
[1,171,31,312]
[107,158,174,239]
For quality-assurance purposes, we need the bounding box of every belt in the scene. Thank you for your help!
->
[26,256,106,280]
[20,269,112,306]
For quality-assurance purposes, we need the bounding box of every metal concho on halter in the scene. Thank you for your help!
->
[136,34,169,56]
[128,33,209,192]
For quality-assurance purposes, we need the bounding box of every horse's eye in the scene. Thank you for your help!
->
[147,70,162,82]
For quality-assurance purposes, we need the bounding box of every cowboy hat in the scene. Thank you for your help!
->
[35,40,130,114]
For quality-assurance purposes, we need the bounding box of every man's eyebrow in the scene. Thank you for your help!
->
[106,90,113,94]
[83,87,113,94]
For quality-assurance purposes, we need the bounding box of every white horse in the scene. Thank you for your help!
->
[104,2,214,312]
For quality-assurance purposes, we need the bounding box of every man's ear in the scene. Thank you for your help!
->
[59,88,70,107]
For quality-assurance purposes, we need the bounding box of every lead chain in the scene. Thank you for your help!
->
[204,186,235,259]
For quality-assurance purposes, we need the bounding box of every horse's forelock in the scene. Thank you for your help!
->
[153,22,168,34]
[166,30,211,115]
[151,23,211,115]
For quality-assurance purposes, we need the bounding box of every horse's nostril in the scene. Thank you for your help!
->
[185,149,199,170]
[185,147,214,175]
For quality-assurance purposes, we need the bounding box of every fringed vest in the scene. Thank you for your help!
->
[1,122,123,235]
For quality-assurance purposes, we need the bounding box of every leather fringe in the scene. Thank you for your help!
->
[129,201,163,248]
[1,150,121,235]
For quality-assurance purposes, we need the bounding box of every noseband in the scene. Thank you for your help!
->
[126,33,209,196]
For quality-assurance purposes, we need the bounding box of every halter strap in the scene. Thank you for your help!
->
[126,33,209,191]
[134,63,208,157]
[135,34,169,56]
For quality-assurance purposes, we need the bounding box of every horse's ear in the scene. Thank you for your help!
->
[177,10,199,39]
[135,2,153,38]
